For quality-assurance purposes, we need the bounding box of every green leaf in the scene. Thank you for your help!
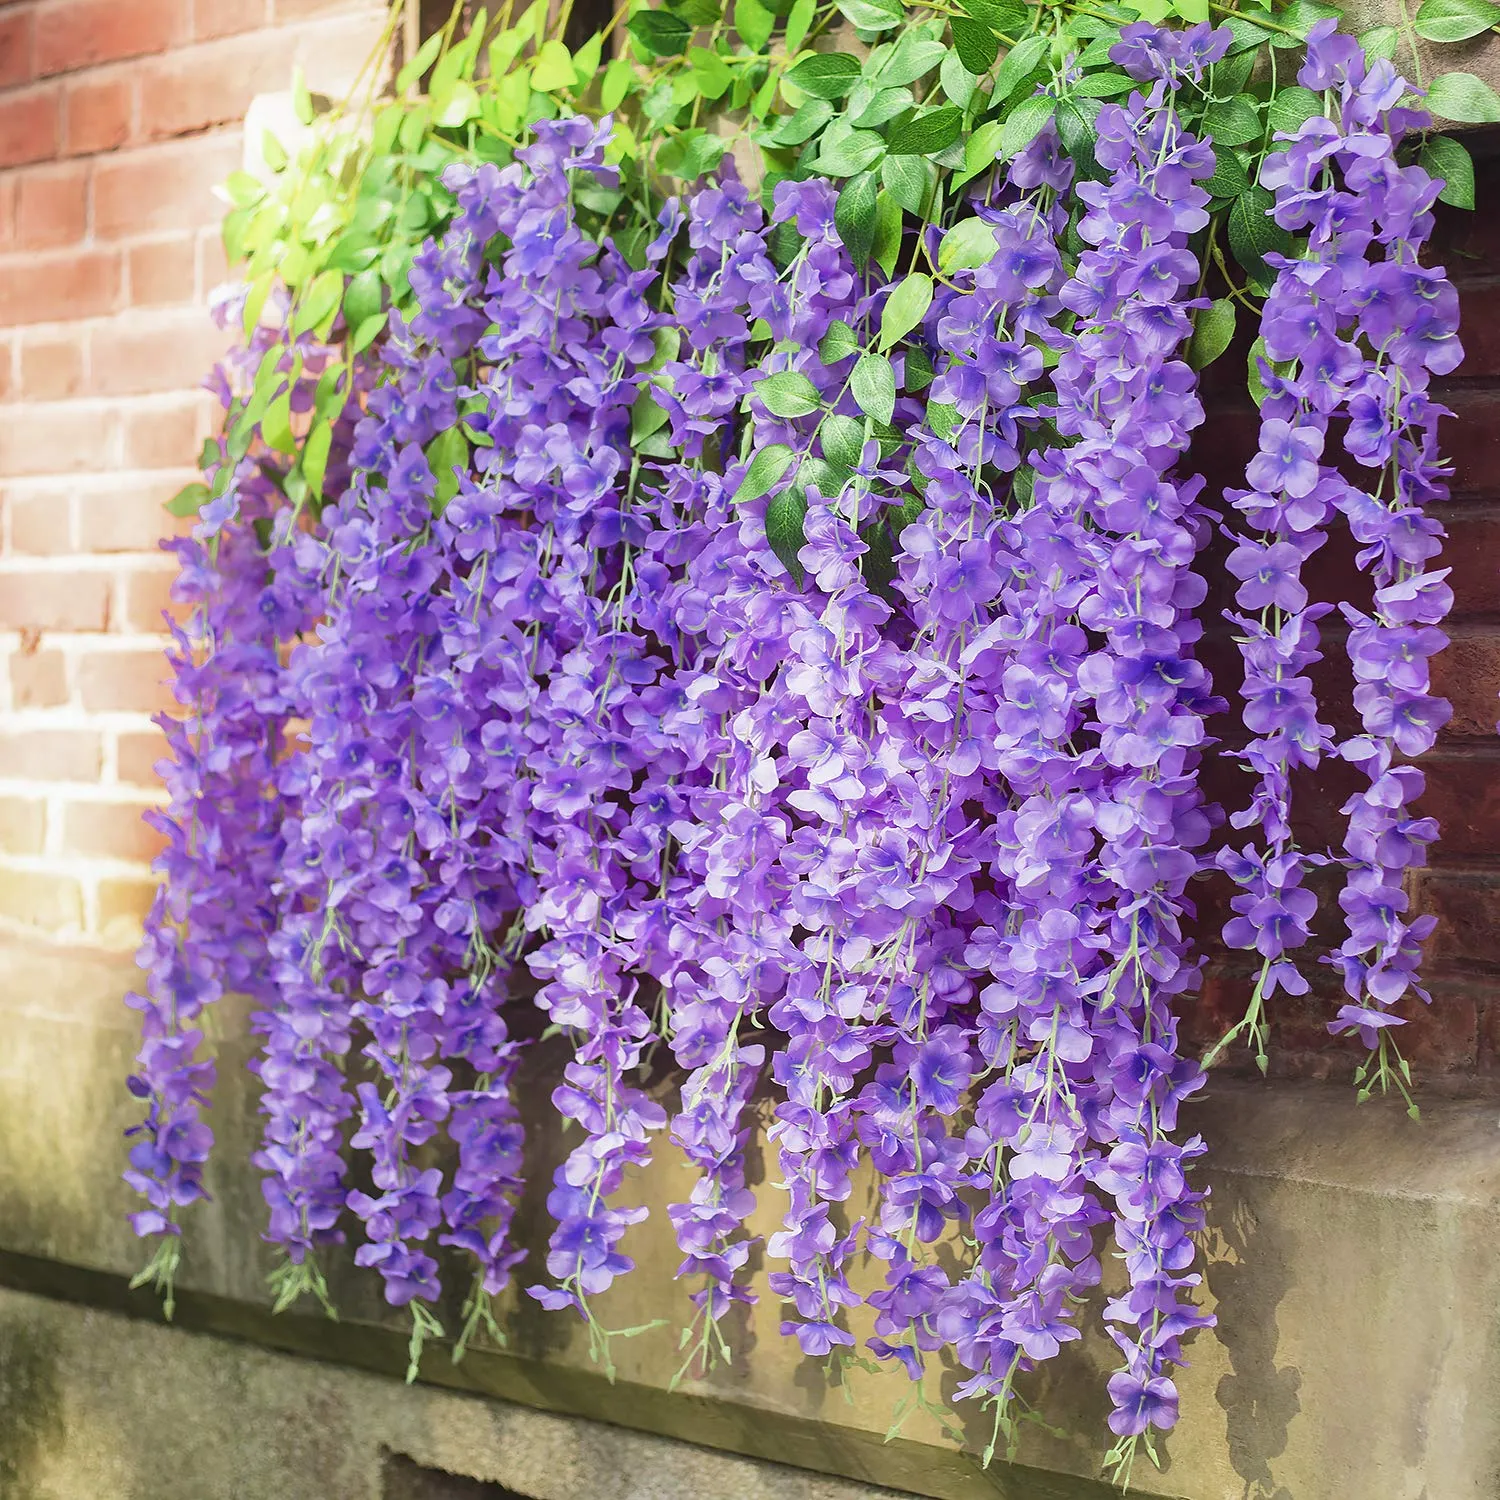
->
[1247,333,1295,407]
[927,400,959,439]
[1222,14,1270,50]
[958,119,1004,185]
[1427,70,1500,123]
[343,268,383,332]
[737,442,796,503]
[1055,95,1101,177]
[1267,85,1321,136]
[1266,0,1340,44]
[260,128,287,172]
[851,84,915,128]
[165,481,211,518]
[784,51,863,99]
[1359,23,1401,58]
[1071,69,1136,97]
[396,30,443,93]
[351,311,387,354]
[905,344,934,392]
[601,55,635,111]
[938,215,999,272]
[757,370,823,417]
[689,44,733,99]
[834,0,903,27]
[878,30,948,87]
[957,0,1028,30]
[881,152,934,213]
[835,171,879,268]
[426,425,468,514]
[262,392,296,455]
[630,10,693,56]
[821,413,865,469]
[885,105,963,156]
[1001,94,1055,159]
[1211,46,1257,93]
[879,272,933,351]
[735,0,775,49]
[993,33,1050,103]
[828,316,864,363]
[1188,298,1237,370]
[1203,148,1250,200]
[785,0,816,50]
[1228,184,1290,286]
[302,419,332,503]
[817,122,885,175]
[530,40,575,91]
[221,170,266,209]
[852,351,896,424]
[765,96,834,144]
[632,390,670,440]
[1414,0,1499,42]
[873,192,902,278]
[1421,134,1476,209]
[293,268,343,337]
[292,64,314,126]
[765,485,809,584]
[951,15,1000,72]
[571,33,603,84]
[940,49,979,107]
[1204,94,1262,147]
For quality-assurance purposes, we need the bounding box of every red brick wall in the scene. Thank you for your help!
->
[0,0,385,946]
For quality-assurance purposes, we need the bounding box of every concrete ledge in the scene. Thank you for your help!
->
[1,934,1498,1497]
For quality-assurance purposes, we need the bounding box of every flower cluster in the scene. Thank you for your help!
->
[1216,22,1459,1103]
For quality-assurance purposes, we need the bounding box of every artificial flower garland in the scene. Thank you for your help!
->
[125,8,1466,1481]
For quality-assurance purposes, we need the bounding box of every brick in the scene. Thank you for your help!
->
[116,726,167,785]
[0,174,14,252]
[77,647,173,713]
[14,160,87,248]
[0,729,100,781]
[77,477,193,553]
[115,561,186,632]
[0,867,83,931]
[98,872,159,932]
[196,225,229,295]
[273,0,374,16]
[0,401,118,476]
[17,328,85,402]
[7,486,72,553]
[1445,504,1500,615]
[88,309,231,396]
[0,85,60,169]
[119,395,208,469]
[0,7,33,89]
[0,568,110,630]
[1445,389,1500,502]
[0,248,122,326]
[7,646,67,708]
[92,135,240,239]
[35,0,189,75]
[0,798,46,855]
[1429,629,1500,742]
[1417,870,1500,974]
[193,0,270,41]
[62,71,133,156]
[1411,750,1500,860]
[127,235,196,306]
[62,797,165,863]
[139,29,300,141]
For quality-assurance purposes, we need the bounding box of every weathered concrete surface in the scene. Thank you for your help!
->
[1,928,1498,1499]
[0,1285,914,1500]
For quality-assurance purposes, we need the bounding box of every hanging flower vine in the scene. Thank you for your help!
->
[127,0,1477,1480]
